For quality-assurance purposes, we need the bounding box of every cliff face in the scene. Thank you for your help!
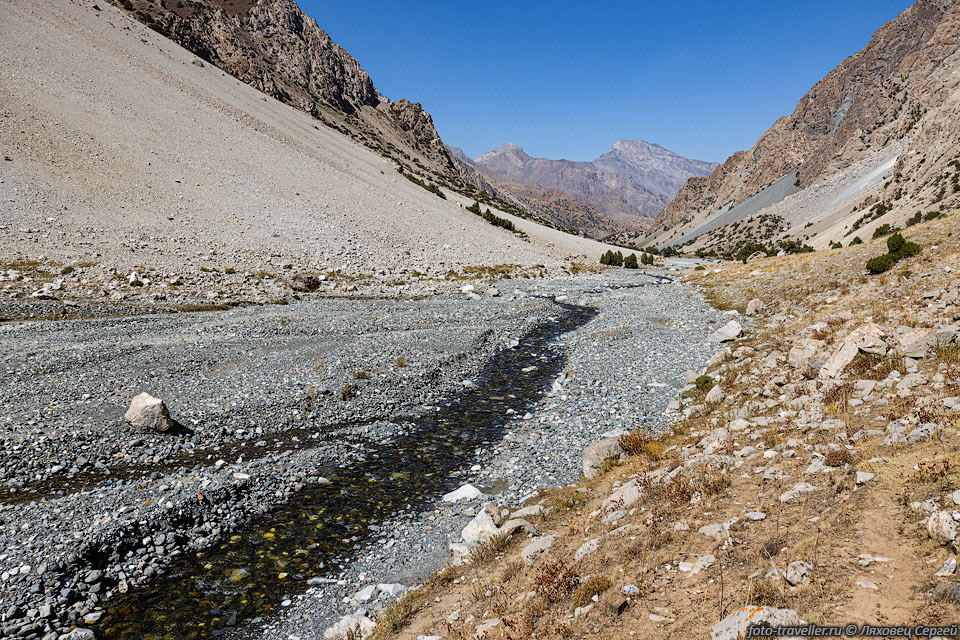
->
[119,0,456,173]
[652,0,960,235]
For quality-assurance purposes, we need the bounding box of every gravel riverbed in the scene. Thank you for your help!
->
[0,268,724,640]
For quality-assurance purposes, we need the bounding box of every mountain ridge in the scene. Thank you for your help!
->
[649,0,960,254]
[462,139,716,238]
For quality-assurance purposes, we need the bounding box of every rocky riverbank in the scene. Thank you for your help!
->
[367,215,960,640]
[0,267,725,640]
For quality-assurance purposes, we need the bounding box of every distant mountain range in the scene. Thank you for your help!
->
[452,141,716,240]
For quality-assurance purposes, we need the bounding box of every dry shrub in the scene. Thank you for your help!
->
[822,383,852,409]
[746,579,785,607]
[824,449,857,467]
[844,352,904,380]
[619,428,666,461]
[663,475,696,506]
[935,343,960,366]
[573,576,612,607]
[701,472,732,496]
[498,559,523,584]
[469,532,511,565]
[762,535,787,557]
[914,459,952,484]
[762,429,783,449]
[395,356,407,367]
[933,581,960,604]
[534,558,578,603]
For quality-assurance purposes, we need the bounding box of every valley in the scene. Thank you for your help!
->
[2,0,960,638]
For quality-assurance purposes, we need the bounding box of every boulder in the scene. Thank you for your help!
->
[442,484,484,502]
[521,535,555,564]
[124,392,175,433]
[582,437,625,479]
[709,320,742,343]
[710,606,804,640]
[323,614,375,639]
[601,480,642,512]
[462,507,500,545]
[574,538,600,562]
[745,298,765,315]
[705,385,725,404]
[819,323,887,379]
[927,511,959,548]
[499,518,537,538]
[898,328,939,358]
[289,272,322,292]
[475,618,501,639]
[788,338,822,369]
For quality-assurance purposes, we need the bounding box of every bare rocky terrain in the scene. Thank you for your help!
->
[370,214,960,640]
[0,0,627,316]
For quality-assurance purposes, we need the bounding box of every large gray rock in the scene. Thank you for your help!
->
[705,384,725,404]
[785,561,812,585]
[521,535,555,564]
[461,505,500,545]
[711,606,805,640]
[289,272,322,292]
[819,323,887,379]
[788,338,822,369]
[582,437,625,479]
[897,328,942,358]
[709,320,742,343]
[927,511,959,549]
[745,298,765,315]
[124,392,175,433]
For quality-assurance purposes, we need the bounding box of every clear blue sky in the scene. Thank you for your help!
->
[300,0,914,164]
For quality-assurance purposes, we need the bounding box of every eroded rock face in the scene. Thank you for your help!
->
[651,0,960,240]
[711,606,805,640]
[124,392,175,433]
[117,0,455,171]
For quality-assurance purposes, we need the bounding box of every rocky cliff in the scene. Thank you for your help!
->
[651,0,960,243]
[117,0,457,174]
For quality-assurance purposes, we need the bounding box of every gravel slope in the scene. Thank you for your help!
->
[0,0,626,284]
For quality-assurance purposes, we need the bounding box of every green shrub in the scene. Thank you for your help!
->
[872,223,898,239]
[866,233,922,274]
[695,374,713,391]
[865,253,896,274]
[736,242,769,263]
[778,239,813,254]
[849,236,863,246]
[623,253,639,269]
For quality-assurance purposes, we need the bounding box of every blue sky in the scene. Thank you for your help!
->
[300,1,914,164]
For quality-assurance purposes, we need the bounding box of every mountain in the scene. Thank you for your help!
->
[114,0,464,179]
[0,0,630,296]
[468,140,716,236]
[648,0,960,255]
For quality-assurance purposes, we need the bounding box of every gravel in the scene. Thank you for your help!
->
[0,267,725,640]
[248,269,724,639]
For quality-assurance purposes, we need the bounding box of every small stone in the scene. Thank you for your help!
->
[856,578,879,590]
[935,557,957,577]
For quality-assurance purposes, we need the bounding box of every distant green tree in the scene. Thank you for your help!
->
[623,253,639,269]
